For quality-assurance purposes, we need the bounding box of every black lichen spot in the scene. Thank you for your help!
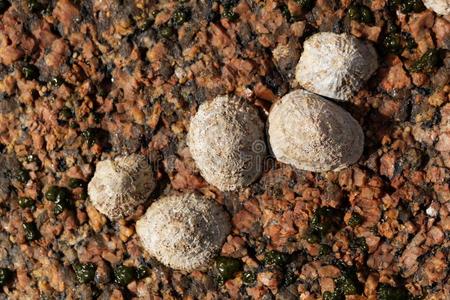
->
[50,76,64,87]
[410,49,441,73]
[400,0,426,13]
[242,271,256,285]
[73,263,96,284]
[349,237,368,253]
[348,5,374,25]
[136,265,150,280]
[263,250,289,267]
[377,283,411,300]
[23,222,40,241]
[382,33,403,54]
[16,169,30,183]
[319,244,332,256]
[0,268,13,286]
[222,8,239,21]
[68,178,86,189]
[215,256,242,284]
[309,207,342,240]
[114,265,136,286]
[348,212,364,227]
[28,0,45,13]
[159,25,174,38]
[22,65,40,81]
[18,197,34,208]
[295,0,316,11]
[0,0,10,14]
[172,8,191,27]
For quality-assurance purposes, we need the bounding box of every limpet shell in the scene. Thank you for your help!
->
[295,32,378,101]
[87,154,155,220]
[136,193,231,271]
[187,95,266,191]
[268,89,364,172]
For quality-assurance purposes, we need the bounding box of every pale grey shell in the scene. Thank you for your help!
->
[87,154,155,220]
[295,32,378,101]
[136,193,231,271]
[423,0,450,15]
[187,95,266,191]
[268,89,364,172]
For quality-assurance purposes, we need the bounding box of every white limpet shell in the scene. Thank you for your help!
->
[423,0,450,15]
[268,89,364,172]
[187,95,266,191]
[136,193,231,271]
[295,32,378,101]
[87,154,155,220]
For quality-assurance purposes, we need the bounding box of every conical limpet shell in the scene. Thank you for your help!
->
[87,154,155,220]
[136,193,231,271]
[268,89,364,172]
[187,95,266,191]
[295,32,378,101]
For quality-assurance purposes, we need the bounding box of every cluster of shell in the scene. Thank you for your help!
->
[86,32,379,271]
[188,32,375,182]
[87,154,232,271]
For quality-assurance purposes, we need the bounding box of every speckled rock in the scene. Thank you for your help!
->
[295,32,378,101]
[187,95,266,191]
[423,0,450,15]
[0,154,20,202]
[268,89,364,172]
[136,193,231,271]
[87,154,155,220]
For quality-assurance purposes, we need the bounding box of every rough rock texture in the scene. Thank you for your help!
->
[187,95,266,191]
[423,0,450,15]
[295,32,378,101]
[136,193,231,271]
[87,154,155,220]
[268,89,364,172]
[0,154,20,202]
[0,0,448,298]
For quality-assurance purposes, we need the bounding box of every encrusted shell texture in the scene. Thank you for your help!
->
[295,32,378,101]
[187,95,266,191]
[268,89,364,172]
[87,154,155,220]
[423,0,450,15]
[136,193,231,271]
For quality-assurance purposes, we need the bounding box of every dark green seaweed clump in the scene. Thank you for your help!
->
[410,49,441,73]
[377,283,411,300]
[114,265,136,286]
[347,5,374,24]
[0,268,13,286]
[263,250,289,267]
[73,263,96,284]
[215,256,242,284]
[23,222,40,241]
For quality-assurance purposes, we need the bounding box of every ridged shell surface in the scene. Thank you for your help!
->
[87,154,155,220]
[268,89,364,172]
[136,193,231,271]
[187,95,266,191]
[295,32,378,101]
